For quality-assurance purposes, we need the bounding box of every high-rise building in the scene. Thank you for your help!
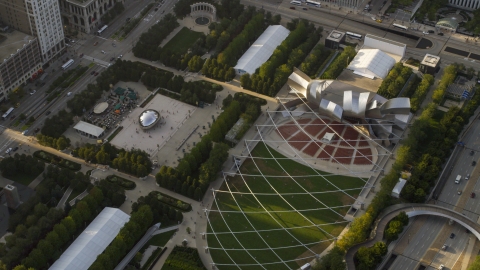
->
[449,0,480,10]
[59,0,117,34]
[0,0,65,63]
[4,184,21,209]
[0,30,43,100]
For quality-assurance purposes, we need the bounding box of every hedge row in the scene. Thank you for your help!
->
[410,74,434,112]
[432,64,458,103]
[299,44,331,78]
[320,46,356,79]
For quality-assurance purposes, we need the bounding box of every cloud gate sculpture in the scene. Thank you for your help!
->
[287,68,411,146]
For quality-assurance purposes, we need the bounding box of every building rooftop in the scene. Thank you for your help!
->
[421,54,440,67]
[327,30,345,42]
[0,30,36,62]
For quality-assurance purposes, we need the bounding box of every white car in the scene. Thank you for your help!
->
[423,31,429,35]
[465,174,470,180]
[371,17,376,20]
[439,264,444,270]
[5,147,12,154]
[30,90,36,95]
[22,130,28,135]
[118,54,123,59]
[67,92,72,96]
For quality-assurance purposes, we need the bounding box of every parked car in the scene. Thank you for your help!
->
[67,92,72,97]
[423,31,429,35]
[450,233,455,239]
[438,32,444,36]
[465,174,470,180]
[30,90,36,95]
[473,161,477,166]
[442,244,447,250]
[471,192,476,198]
[22,130,28,135]
[93,41,98,46]
[428,30,434,33]
[101,50,106,54]
[471,150,475,156]
[12,146,18,152]
[290,6,295,9]
[94,72,99,76]
[118,54,123,59]
[303,7,307,10]
[5,148,12,154]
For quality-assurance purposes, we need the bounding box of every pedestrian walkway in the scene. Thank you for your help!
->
[57,187,73,209]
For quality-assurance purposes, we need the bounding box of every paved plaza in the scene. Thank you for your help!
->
[110,94,197,158]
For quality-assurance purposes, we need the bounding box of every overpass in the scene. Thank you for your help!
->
[345,203,480,270]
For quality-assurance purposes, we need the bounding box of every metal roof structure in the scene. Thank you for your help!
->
[139,109,160,129]
[234,25,290,75]
[73,121,105,137]
[49,208,130,270]
[436,18,459,30]
[347,49,396,79]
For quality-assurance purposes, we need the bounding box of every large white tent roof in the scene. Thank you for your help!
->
[73,121,105,137]
[234,25,290,75]
[49,208,130,270]
[347,49,396,79]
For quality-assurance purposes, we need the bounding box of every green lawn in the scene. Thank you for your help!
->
[162,27,204,55]
[9,172,41,186]
[208,143,366,270]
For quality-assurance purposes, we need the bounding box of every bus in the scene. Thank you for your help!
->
[61,59,74,70]
[290,0,302,6]
[2,107,14,120]
[97,25,108,35]
[392,23,408,31]
[346,32,362,40]
[306,0,321,7]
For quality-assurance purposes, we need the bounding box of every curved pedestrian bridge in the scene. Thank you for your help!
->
[345,203,480,270]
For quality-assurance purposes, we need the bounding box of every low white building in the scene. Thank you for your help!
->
[73,121,105,139]
[49,207,130,270]
[347,49,396,79]
[234,25,290,75]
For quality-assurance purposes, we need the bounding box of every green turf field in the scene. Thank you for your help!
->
[207,142,366,270]
[162,27,204,55]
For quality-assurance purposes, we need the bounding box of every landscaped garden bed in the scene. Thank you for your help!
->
[33,150,81,171]
[106,174,137,190]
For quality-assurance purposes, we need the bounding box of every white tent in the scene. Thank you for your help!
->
[73,121,105,138]
[49,208,130,270]
[234,25,290,75]
[347,49,396,79]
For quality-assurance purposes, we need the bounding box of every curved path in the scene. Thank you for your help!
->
[345,203,480,270]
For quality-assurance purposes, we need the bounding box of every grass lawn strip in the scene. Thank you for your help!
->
[162,27,204,55]
[208,142,366,269]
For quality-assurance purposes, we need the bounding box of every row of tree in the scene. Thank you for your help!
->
[0,153,45,179]
[320,46,356,79]
[377,62,413,99]
[299,44,331,78]
[37,134,70,150]
[409,74,434,112]
[413,0,448,22]
[20,187,105,269]
[432,64,458,103]
[241,20,322,96]
[89,205,154,270]
[132,14,180,60]
[317,66,480,269]
[217,13,265,67]
[205,6,256,54]
[222,93,262,141]
[73,143,152,177]
[201,59,236,82]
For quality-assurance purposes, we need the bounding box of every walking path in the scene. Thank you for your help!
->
[57,187,73,209]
